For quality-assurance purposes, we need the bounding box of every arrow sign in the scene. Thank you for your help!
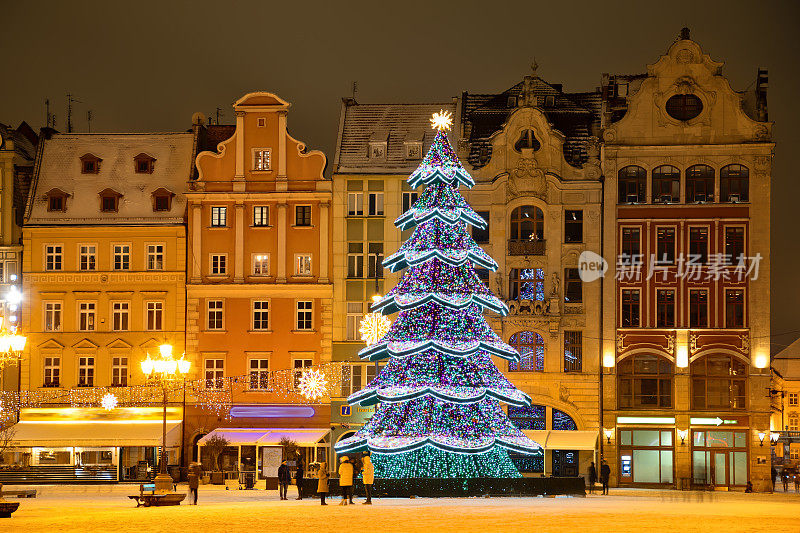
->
[690,417,738,426]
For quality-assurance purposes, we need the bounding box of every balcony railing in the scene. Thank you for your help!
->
[508,239,546,256]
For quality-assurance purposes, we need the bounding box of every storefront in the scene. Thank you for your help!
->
[691,429,749,488]
[617,428,675,485]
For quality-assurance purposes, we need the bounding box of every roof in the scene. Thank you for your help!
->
[0,121,38,160]
[26,132,195,225]
[334,101,458,174]
[773,337,800,380]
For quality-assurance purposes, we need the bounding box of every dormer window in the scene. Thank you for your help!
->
[151,188,175,212]
[134,153,156,174]
[99,188,122,213]
[368,131,388,160]
[403,131,424,160]
[80,153,101,174]
[45,188,70,212]
[544,95,555,107]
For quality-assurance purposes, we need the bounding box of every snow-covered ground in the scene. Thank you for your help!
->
[3,483,799,532]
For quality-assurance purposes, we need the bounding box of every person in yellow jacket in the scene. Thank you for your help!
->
[317,461,329,505]
[338,456,354,505]
[361,452,374,504]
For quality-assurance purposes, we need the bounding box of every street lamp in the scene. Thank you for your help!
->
[770,432,780,445]
[0,317,26,369]
[141,343,190,492]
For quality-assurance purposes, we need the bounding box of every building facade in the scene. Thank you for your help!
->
[600,30,773,490]
[771,339,800,469]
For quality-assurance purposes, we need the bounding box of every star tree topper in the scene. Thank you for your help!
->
[430,110,453,131]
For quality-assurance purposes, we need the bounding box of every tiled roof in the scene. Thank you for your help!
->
[27,133,195,225]
[335,101,457,174]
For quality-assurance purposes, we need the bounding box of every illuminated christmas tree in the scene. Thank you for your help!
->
[335,111,542,478]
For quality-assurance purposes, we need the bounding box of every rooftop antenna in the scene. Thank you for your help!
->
[87,110,93,132]
[215,107,223,125]
[531,58,539,78]
[45,99,52,128]
[66,93,82,133]
[352,81,358,100]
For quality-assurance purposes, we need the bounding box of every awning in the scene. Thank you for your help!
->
[522,430,598,451]
[10,421,182,448]
[198,428,329,448]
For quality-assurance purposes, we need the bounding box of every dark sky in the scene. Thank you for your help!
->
[3,0,798,353]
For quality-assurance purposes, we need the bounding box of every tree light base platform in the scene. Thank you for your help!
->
[327,477,586,498]
[0,501,20,518]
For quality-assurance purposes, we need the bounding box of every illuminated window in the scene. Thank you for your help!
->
[618,166,646,203]
[211,206,227,227]
[510,206,544,241]
[44,302,62,332]
[205,359,224,389]
[78,302,96,331]
[252,254,270,276]
[509,268,545,301]
[686,165,714,202]
[147,244,164,270]
[563,331,582,372]
[508,405,546,430]
[508,331,545,372]
[249,359,270,390]
[293,358,313,388]
[295,254,312,276]
[789,393,798,407]
[720,164,749,202]
[618,354,673,409]
[253,206,269,226]
[691,355,747,410]
[346,302,363,341]
[253,148,271,171]
[652,165,680,203]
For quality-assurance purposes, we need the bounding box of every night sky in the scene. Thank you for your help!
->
[2,0,798,353]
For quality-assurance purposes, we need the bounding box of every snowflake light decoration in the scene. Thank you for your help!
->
[360,312,391,346]
[430,110,453,131]
[297,369,328,401]
[101,393,118,411]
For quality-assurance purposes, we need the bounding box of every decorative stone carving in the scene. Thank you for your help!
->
[616,333,625,352]
[740,334,750,354]
[550,272,560,298]
[507,158,547,200]
[689,334,698,353]
[559,385,570,403]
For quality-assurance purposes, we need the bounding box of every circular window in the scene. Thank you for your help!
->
[665,94,703,121]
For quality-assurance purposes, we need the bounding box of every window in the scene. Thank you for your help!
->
[686,165,715,202]
[80,153,101,174]
[691,355,747,410]
[78,356,94,387]
[134,153,155,174]
[564,268,582,303]
[44,357,60,387]
[621,289,640,327]
[368,142,386,159]
[725,290,745,328]
[689,290,708,328]
[292,358,314,388]
[509,268,545,301]
[789,393,798,407]
[78,302,96,331]
[205,359,224,389]
[44,302,62,332]
[113,244,130,271]
[295,254,312,276]
[152,188,173,212]
[79,245,96,271]
[564,331,582,372]
[720,164,749,202]
[621,227,640,258]
[253,254,270,276]
[347,243,364,278]
[147,244,164,271]
[367,192,384,216]
[402,191,419,213]
[725,227,745,265]
[346,302,363,341]
[257,117,266,127]
[619,354,673,408]
[207,300,224,330]
[295,205,311,226]
[475,268,490,288]
[656,290,675,327]
[553,409,578,431]
[210,254,227,275]
[211,206,227,227]
[652,165,680,203]
[665,93,703,121]
[656,227,676,264]
[146,301,163,331]
[348,192,364,216]
[564,210,583,243]
[249,359,270,390]
[253,148,271,171]
[99,189,122,212]
[508,331,545,372]
[514,129,541,152]
[340,362,384,396]
[472,211,490,243]
[252,300,269,330]
[510,205,545,241]
[45,245,62,271]
[368,243,384,279]
[112,356,128,387]
[689,227,709,264]
[296,301,312,330]
[508,405,546,430]
[253,206,269,226]
[618,166,646,203]
[46,189,69,212]
[405,142,422,160]
[112,302,129,331]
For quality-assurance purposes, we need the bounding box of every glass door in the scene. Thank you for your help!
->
[713,452,728,488]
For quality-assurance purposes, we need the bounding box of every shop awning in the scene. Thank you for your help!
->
[522,430,598,451]
[10,421,182,448]
[198,428,329,447]
[197,429,268,446]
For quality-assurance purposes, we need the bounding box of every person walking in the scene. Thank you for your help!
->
[771,466,777,492]
[794,472,800,494]
[361,451,374,504]
[317,461,329,505]
[600,460,611,495]
[278,460,290,500]
[781,468,790,492]
[338,456,354,505]
[295,456,305,500]
[187,462,201,505]
[587,461,597,494]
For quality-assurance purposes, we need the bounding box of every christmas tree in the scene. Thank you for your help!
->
[335,111,542,478]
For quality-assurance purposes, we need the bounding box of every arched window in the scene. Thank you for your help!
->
[691,355,747,410]
[514,129,541,152]
[651,165,680,203]
[508,404,546,430]
[686,165,715,202]
[618,354,673,409]
[508,331,545,372]
[618,166,646,203]
[508,268,545,301]
[552,409,577,430]
[665,94,703,121]
[509,206,544,241]
[720,164,749,202]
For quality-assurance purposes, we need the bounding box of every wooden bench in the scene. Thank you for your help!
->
[128,484,185,507]
[1,489,37,498]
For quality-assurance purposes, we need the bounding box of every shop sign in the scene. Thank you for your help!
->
[690,416,748,426]
[616,416,675,425]
[331,400,374,425]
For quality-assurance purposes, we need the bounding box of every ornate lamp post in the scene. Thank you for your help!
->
[0,318,26,370]
[140,344,190,492]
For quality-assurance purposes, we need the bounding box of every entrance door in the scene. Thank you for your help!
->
[712,452,728,488]
[552,450,578,477]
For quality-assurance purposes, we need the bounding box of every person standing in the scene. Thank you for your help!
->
[295,456,305,500]
[587,461,597,494]
[187,462,201,505]
[317,461,329,505]
[600,460,611,495]
[781,468,789,492]
[338,456,354,505]
[361,452,374,504]
[278,460,290,500]
[771,466,777,492]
